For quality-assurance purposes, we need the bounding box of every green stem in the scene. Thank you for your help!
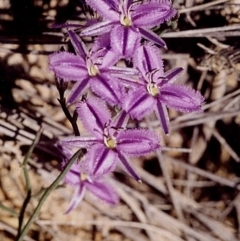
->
[16,128,43,239]
[17,149,83,241]
[22,128,43,191]
[31,185,64,198]
[22,128,42,166]
[0,202,18,217]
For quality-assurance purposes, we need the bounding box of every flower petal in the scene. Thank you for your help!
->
[90,74,121,105]
[86,0,118,21]
[101,50,122,69]
[49,52,87,81]
[85,181,119,205]
[112,110,129,128]
[139,27,166,48]
[110,25,140,57]
[154,101,169,134]
[68,30,88,58]
[117,129,160,156]
[108,66,139,77]
[91,33,111,53]
[81,20,115,36]
[132,1,177,28]
[77,96,111,136]
[49,52,85,67]
[117,151,141,181]
[84,143,118,178]
[162,67,184,84]
[122,87,156,120]
[115,76,141,89]
[65,184,86,214]
[60,136,98,148]
[67,77,90,104]
[133,44,163,75]
[64,162,81,185]
[160,84,204,112]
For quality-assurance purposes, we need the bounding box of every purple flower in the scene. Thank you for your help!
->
[122,44,205,134]
[63,160,119,213]
[60,96,160,181]
[81,0,177,57]
[49,30,137,105]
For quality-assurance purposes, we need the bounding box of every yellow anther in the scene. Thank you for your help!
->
[80,173,87,181]
[106,138,116,149]
[123,16,131,26]
[120,15,132,27]
[88,65,99,77]
[147,85,159,97]
[151,86,159,96]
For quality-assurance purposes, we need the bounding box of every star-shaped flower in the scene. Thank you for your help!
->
[81,0,177,57]
[49,30,137,105]
[61,96,160,181]
[62,157,119,213]
[122,44,205,134]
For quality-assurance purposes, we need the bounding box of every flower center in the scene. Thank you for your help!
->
[104,137,116,149]
[119,0,132,27]
[147,83,159,97]
[120,15,132,27]
[103,125,118,149]
[80,173,87,181]
[88,65,99,77]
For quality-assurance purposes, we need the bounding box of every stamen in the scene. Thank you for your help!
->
[80,173,87,181]
[88,65,99,76]
[103,126,117,148]
[147,84,159,97]
[103,134,116,148]
[107,139,116,149]
[120,15,132,27]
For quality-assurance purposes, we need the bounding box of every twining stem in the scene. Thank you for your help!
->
[16,128,43,239]
[17,149,84,241]
[22,128,43,192]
